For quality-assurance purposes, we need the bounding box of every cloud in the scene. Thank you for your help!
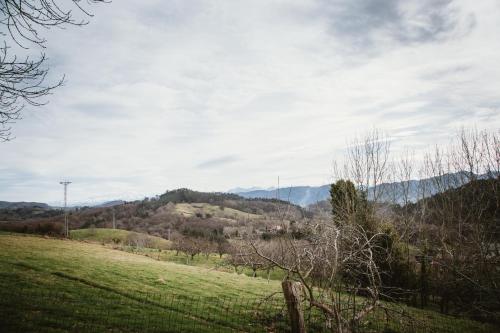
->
[308,0,475,54]
[0,0,499,204]
[197,155,240,169]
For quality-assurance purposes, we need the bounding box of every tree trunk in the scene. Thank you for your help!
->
[282,280,306,333]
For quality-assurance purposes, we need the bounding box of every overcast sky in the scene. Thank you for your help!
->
[1,0,499,205]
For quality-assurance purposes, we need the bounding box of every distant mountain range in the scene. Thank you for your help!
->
[0,200,125,210]
[235,185,331,207]
[234,172,496,206]
[228,187,276,193]
[0,201,50,210]
[234,182,424,207]
[94,200,126,208]
[2,172,495,210]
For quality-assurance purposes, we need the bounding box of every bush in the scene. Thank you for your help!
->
[0,221,64,236]
[125,233,153,249]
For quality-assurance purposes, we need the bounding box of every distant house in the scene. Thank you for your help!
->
[266,221,290,234]
[223,226,254,238]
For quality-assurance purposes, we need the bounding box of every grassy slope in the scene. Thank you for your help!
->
[69,227,284,283]
[0,233,496,333]
[0,233,280,332]
[0,233,274,298]
[70,228,171,249]
[70,227,284,280]
[174,203,261,220]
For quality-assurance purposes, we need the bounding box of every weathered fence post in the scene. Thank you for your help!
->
[282,280,306,333]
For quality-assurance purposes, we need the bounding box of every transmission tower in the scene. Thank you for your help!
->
[59,181,72,237]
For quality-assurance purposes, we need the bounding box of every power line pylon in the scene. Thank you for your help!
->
[59,181,72,238]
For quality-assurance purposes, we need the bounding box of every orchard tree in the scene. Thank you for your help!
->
[215,237,231,258]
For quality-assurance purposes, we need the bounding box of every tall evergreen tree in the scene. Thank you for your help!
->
[330,179,358,226]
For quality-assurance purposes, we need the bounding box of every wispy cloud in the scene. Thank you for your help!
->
[197,155,240,169]
[1,0,499,204]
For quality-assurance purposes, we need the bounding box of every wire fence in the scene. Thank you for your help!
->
[1,286,285,333]
[0,285,483,333]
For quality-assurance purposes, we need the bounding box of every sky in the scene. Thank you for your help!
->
[1,0,499,205]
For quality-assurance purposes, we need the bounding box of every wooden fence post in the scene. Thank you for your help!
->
[282,280,306,333]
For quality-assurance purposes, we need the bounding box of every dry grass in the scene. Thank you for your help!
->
[174,202,262,221]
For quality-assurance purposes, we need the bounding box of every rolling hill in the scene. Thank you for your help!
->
[0,201,50,209]
[0,232,496,332]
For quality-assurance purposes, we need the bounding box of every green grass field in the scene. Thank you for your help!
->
[0,232,283,332]
[70,228,171,249]
[70,227,285,280]
[0,232,497,332]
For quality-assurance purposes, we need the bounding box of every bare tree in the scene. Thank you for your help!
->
[239,127,498,329]
[231,240,274,278]
[346,129,391,203]
[215,237,231,258]
[416,128,500,317]
[393,149,417,272]
[226,243,246,274]
[248,221,398,333]
[125,232,152,250]
[171,236,207,263]
[0,0,106,140]
[243,130,412,332]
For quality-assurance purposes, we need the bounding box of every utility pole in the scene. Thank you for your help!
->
[277,176,280,201]
[415,254,432,308]
[112,207,116,229]
[59,181,72,238]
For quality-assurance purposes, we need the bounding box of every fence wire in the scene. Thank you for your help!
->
[0,286,477,333]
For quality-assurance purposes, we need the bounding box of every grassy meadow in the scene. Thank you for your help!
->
[70,228,171,249]
[0,232,497,332]
[70,228,285,280]
[0,232,282,332]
